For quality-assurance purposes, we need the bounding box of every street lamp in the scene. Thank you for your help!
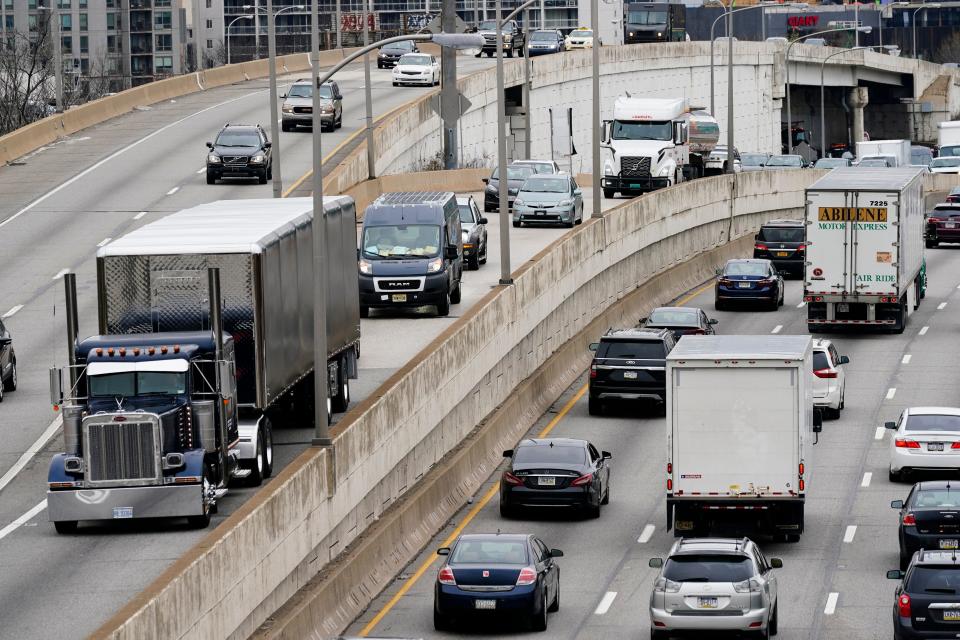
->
[786,25,872,155]
[307,30,484,445]
[819,45,894,156]
[36,6,64,113]
[913,3,941,59]
[226,15,252,65]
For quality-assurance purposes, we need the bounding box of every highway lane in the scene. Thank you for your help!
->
[347,240,960,640]
[0,56,523,639]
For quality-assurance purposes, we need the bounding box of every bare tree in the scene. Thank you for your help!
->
[0,22,56,136]
[935,32,960,64]
[202,40,227,69]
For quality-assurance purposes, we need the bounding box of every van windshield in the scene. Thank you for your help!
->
[362,224,441,258]
[612,120,672,141]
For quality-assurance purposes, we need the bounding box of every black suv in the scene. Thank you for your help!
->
[753,219,805,276]
[888,550,960,639]
[206,124,273,185]
[587,327,675,416]
[0,317,17,402]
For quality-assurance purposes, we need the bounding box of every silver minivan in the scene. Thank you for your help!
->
[648,538,782,638]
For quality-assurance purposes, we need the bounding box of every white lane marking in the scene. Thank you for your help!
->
[134,211,147,220]
[824,592,839,615]
[52,268,69,280]
[874,427,885,440]
[843,525,857,543]
[797,301,806,308]
[0,500,47,542]
[638,524,655,544]
[771,325,782,334]
[886,388,897,400]
[166,186,179,196]
[196,167,205,174]
[919,326,929,336]
[0,90,264,232]
[97,237,111,247]
[902,354,912,364]
[1,305,23,319]
[938,302,948,310]
[862,472,873,487]
[0,415,62,494]
[594,591,618,615]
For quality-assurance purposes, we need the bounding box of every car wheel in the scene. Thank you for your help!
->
[715,299,726,312]
[480,241,488,265]
[53,520,78,534]
[258,170,268,185]
[512,220,521,228]
[437,292,451,317]
[499,500,513,518]
[267,164,273,180]
[281,120,292,132]
[587,499,601,519]
[468,253,480,270]
[770,602,778,635]
[3,360,16,392]
[650,632,669,640]
[450,282,462,304]
[926,238,939,248]
[206,172,216,185]
[601,482,610,505]
[839,391,845,411]
[433,608,451,631]
[530,590,548,631]
[889,467,903,483]
[392,81,398,86]
[548,581,559,612]
[336,115,342,129]
[603,188,615,199]
[778,287,784,307]
[359,305,369,319]
[588,395,603,416]
[563,219,574,228]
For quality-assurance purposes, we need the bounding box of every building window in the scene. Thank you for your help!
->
[154,11,171,29]
[79,0,86,6]
[207,38,213,48]
[80,57,89,73]
[61,35,72,53]
[28,0,37,8]
[4,16,13,30]
[79,13,87,31]
[206,19,213,29]
[79,34,87,52]
[107,12,117,30]
[206,0,211,7]
[60,13,72,30]
[28,14,38,32]
[57,0,70,8]
[155,33,171,51]
[3,0,12,9]
[107,34,119,53]
[154,0,171,6]
[155,55,173,73]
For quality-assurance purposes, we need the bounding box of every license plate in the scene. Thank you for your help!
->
[947,222,957,229]
[538,476,556,486]
[475,599,496,610]
[929,442,945,452]
[944,609,960,621]
[698,597,719,609]
[941,539,959,550]
[775,251,789,257]
[536,210,546,216]
[837,303,850,313]
[737,281,752,288]
[623,371,638,379]
[113,507,133,519]
[675,520,694,531]
[391,294,407,303]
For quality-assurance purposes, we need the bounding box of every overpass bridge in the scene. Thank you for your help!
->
[0,39,956,640]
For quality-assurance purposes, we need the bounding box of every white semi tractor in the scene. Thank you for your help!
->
[600,96,719,198]
[804,167,926,333]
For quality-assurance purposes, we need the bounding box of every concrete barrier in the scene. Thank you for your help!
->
[91,169,819,640]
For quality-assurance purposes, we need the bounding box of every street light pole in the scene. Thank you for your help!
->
[226,15,252,65]
[267,0,282,198]
[912,4,941,59]
[726,8,734,174]
[591,0,600,217]
[787,25,871,155]
[364,0,376,178]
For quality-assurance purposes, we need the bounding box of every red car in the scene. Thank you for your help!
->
[926,202,960,247]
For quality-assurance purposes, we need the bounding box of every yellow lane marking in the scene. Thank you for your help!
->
[360,382,587,636]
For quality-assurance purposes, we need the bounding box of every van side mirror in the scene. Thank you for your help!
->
[813,408,823,433]
[602,451,612,460]
[206,141,213,149]
[479,217,488,224]
[891,499,904,509]
[770,558,783,569]
[503,449,513,458]
[885,421,898,430]
[648,558,663,568]
[838,355,850,365]
[550,549,564,558]
[482,177,489,184]
[445,245,459,260]
[588,342,599,352]
[708,318,719,325]
[887,569,905,580]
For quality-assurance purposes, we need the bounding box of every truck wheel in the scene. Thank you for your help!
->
[331,359,350,413]
[359,305,369,319]
[926,238,939,248]
[54,521,78,534]
[262,418,274,478]
[437,292,451,317]
[246,428,266,486]
[450,282,462,304]
[588,395,603,416]
[187,471,214,528]
[506,47,514,58]
[603,188,615,199]
[281,120,292,132]
[512,220,521,228]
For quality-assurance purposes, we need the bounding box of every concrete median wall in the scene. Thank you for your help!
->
[91,168,819,640]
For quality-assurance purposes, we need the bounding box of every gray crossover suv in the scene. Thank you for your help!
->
[281,79,342,132]
[648,538,782,638]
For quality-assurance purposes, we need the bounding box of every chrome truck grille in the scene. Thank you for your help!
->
[85,420,159,483]
[621,156,651,177]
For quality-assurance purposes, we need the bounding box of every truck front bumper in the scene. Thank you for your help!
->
[601,175,670,192]
[48,484,203,522]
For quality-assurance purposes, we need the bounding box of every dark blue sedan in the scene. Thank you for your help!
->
[434,533,562,632]
[715,258,784,311]
[527,29,565,55]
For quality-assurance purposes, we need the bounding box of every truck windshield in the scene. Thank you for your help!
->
[88,371,187,397]
[287,84,332,99]
[627,11,667,24]
[663,555,753,582]
[478,20,499,30]
[611,120,672,141]
[362,224,441,258]
[931,158,960,168]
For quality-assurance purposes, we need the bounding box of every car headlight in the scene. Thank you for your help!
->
[282,105,294,113]
[208,154,221,163]
[557,198,573,206]
[250,154,266,164]
[629,31,635,37]
[514,197,525,206]
[358,259,372,274]
[657,32,663,37]
[427,257,443,273]
[378,53,387,58]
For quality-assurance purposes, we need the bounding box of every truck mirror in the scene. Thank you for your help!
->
[891,499,904,509]
[49,367,63,407]
[887,569,905,580]
[813,408,823,432]
[588,342,599,351]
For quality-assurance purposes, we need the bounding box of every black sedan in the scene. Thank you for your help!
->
[892,481,960,570]
[715,258,784,311]
[483,165,536,213]
[500,438,611,518]
[641,306,718,341]
[0,316,16,402]
[434,533,562,632]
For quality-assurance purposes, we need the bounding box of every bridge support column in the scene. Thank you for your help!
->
[849,87,869,147]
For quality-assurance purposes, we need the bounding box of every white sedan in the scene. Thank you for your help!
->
[930,157,960,174]
[888,407,960,482]
[392,53,440,87]
[812,339,848,419]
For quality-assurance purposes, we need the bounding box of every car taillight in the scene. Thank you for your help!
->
[895,439,922,449]
[689,328,706,335]
[516,567,537,585]
[902,512,916,526]
[929,217,944,222]
[571,473,593,486]
[797,244,805,252]
[813,368,838,379]
[503,472,523,486]
[590,364,598,379]
[719,278,734,286]
[951,442,960,449]
[438,566,456,585]
[898,593,911,618]
[755,243,768,251]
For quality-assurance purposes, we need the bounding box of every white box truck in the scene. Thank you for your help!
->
[855,139,911,167]
[804,167,925,333]
[665,335,818,542]
[938,121,960,158]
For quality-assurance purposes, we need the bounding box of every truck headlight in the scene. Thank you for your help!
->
[358,258,372,274]
[658,164,672,177]
[208,154,221,163]
[250,154,266,164]
[321,106,334,114]
[427,256,443,273]
[282,105,294,113]
[657,32,663,37]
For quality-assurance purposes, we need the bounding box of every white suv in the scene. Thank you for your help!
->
[812,339,848,420]
[648,538,782,638]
